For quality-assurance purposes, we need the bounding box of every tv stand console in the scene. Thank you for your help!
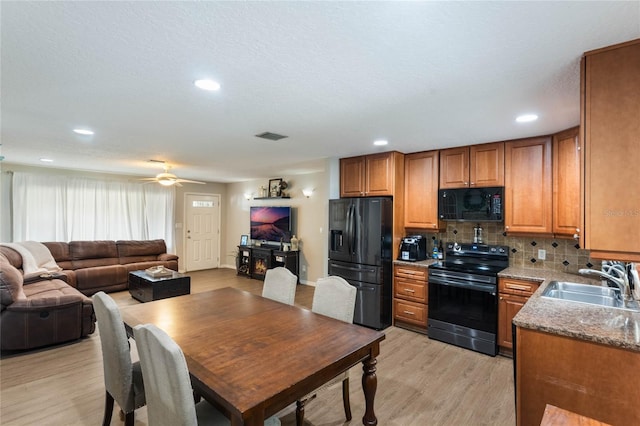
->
[237,245,299,282]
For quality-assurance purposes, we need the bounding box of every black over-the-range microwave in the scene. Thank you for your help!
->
[438,186,504,222]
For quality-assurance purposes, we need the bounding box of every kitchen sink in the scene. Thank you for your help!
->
[546,281,620,297]
[541,281,640,311]
[542,288,619,307]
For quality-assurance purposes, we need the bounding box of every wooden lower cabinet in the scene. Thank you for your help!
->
[393,264,428,333]
[516,327,640,426]
[394,299,427,326]
[498,277,540,355]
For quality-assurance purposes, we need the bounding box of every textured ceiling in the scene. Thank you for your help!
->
[1,1,639,183]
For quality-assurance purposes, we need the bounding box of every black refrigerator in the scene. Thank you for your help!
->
[328,197,392,330]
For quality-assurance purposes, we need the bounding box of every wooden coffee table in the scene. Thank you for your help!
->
[128,270,191,302]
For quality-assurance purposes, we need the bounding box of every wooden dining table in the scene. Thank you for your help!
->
[120,287,386,426]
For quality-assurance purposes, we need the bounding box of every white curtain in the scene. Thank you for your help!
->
[11,172,175,252]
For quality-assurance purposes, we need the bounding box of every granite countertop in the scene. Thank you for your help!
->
[393,259,437,268]
[501,267,640,352]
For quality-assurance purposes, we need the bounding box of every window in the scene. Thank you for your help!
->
[11,172,175,251]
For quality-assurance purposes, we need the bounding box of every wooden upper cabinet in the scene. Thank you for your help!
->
[439,146,469,188]
[553,127,581,238]
[470,142,505,187]
[340,152,401,197]
[340,156,366,197]
[504,136,553,234]
[366,153,395,196]
[404,151,440,229]
[440,142,504,188]
[582,39,640,260]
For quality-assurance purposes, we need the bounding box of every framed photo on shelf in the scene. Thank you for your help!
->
[268,178,282,197]
[240,234,249,246]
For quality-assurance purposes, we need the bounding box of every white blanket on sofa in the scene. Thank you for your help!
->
[1,241,62,279]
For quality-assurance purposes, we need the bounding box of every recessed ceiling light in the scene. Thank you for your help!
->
[40,158,54,162]
[73,128,94,135]
[373,140,388,146]
[194,79,221,91]
[515,114,538,123]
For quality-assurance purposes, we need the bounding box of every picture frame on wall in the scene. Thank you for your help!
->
[240,234,249,246]
[268,178,282,197]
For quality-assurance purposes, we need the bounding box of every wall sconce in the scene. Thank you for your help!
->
[302,188,314,198]
[244,193,252,200]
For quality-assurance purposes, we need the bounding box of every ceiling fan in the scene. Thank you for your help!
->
[139,163,206,187]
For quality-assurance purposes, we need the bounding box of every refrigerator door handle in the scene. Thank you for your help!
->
[345,203,352,254]
[359,286,376,292]
[329,263,377,274]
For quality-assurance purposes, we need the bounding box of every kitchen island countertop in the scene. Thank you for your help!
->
[501,266,640,352]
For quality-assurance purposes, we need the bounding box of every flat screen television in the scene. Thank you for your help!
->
[250,206,292,243]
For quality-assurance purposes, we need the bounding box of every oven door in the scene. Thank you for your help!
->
[427,269,499,356]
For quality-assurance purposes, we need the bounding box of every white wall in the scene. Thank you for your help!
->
[224,162,334,284]
[0,163,226,265]
[2,159,342,284]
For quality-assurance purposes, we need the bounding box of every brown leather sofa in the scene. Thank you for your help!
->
[0,239,178,351]
[1,239,179,296]
[1,253,96,350]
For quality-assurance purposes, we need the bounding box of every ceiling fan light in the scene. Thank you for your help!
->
[156,172,178,186]
[158,179,175,186]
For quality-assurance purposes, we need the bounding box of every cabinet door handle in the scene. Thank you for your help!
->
[404,288,415,293]
[506,284,530,291]
[403,310,415,315]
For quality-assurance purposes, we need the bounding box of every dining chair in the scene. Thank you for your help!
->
[296,276,357,426]
[133,323,281,426]
[262,266,297,305]
[92,291,146,426]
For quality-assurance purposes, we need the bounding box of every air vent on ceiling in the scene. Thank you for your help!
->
[148,159,166,164]
[255,132,288,141]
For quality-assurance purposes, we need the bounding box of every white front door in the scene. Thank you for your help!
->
[185,193,220,271]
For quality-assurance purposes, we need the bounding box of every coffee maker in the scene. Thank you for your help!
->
[399,235,427,261]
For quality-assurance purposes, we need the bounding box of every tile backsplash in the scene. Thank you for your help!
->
[414,222,601,274]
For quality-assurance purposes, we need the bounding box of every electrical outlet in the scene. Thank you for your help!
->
[301,265,306,272]
[538,249,546,260]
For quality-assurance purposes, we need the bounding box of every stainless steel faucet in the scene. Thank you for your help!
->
[578,268,631,301]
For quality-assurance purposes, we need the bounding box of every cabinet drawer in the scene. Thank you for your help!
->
[394,299,427,327]
[394,278,427,303]
[499,278,540,297]
[394,265,427,281]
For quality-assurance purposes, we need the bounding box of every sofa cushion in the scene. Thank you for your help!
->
[42,242,73,270]
[74,264,128,292]
[11,279,86,310]
[70,240,119,269]
[1,253,27,309]
[0,246,23,270]
[116,239,169,264]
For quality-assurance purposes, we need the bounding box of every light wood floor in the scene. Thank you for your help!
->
[0,268,516,425]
